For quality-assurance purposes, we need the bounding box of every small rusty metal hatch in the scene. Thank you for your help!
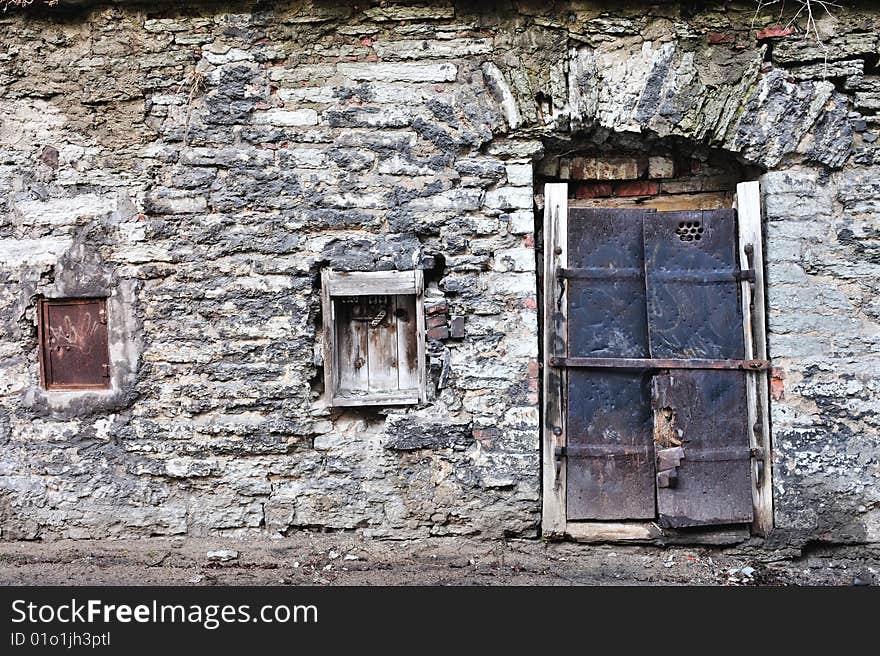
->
[38,297,111,391]
[557,208,759,528]
[652,372,753,527]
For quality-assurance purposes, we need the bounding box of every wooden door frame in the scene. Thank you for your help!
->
[541,181,774,543]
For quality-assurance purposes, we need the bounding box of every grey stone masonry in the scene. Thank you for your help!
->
[0,1,877,546]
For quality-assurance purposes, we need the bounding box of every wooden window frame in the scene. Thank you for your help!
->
[321,269,426,407]
[541,181,773,543]
[37,296,112,392]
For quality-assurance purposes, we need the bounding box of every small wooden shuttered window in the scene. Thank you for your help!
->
[321,270,426,407]
[543,182,773,537]
[38,297,111,391]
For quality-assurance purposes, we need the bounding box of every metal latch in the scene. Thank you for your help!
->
[554,444,565,482]
[656,446,684,488]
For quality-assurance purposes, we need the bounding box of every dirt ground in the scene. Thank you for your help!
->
[1,534,878,586]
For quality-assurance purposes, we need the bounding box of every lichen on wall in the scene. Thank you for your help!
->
[0,0,877,546]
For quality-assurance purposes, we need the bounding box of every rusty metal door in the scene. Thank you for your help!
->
[559,208,757,527]
[564,208,655,520]
[644,210,753,527]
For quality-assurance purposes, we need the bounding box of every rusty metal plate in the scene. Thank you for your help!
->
[39,298,111,390]
[643,210,744,359]
[652,371,753,528]
[566,371,656,519]
[567,208,651,359]
[644,209,752,527]
[565,209,655,520]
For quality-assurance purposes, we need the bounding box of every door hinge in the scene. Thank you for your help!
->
[554,446,565,482]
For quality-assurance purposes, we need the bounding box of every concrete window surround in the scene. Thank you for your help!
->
[19,240,142,419]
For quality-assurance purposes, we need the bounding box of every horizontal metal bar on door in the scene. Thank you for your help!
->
[548,356,770,371]
[675,446,755,462]
[555,445,652,459]
[555,266,642,280]
[556,445,760,461]
[556,267,755,283]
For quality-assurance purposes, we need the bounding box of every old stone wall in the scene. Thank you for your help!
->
[0,1,877,546]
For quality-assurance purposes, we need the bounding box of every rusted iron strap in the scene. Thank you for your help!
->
[675,446,755,462]
[555,445,652,459]
[549,356,770,371]
[556,267,755,283]
[652,269,755,283]
[556,266,642,280]
[556,445,762,461]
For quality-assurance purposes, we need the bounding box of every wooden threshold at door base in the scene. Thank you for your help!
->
[560,522,752,546]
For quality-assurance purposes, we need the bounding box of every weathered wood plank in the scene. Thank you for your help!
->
[321,269,337,405]
[565,521,749,545]
[367,297,398,393]
[737,180,774,536]
[542,183,568,536]
[569,191,733,211]
[657,526,750,546]
[326,270,417,296]
[331,390,421,407]
[395,294,420,393]
[565,521,660,543]
[336,299,369,394]
[414,270,427,403]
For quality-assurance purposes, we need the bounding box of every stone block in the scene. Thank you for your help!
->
[648,156,675,179]
[505,163,533,186]
[564,156,648,180]
[337,62,457,83]
[492,247,535,273]
[484,186,533,210]
[252,108,319,127]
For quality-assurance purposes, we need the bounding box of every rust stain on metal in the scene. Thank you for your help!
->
[38,297,111,391]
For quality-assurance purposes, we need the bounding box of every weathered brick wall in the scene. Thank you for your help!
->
[0,1,877,545]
